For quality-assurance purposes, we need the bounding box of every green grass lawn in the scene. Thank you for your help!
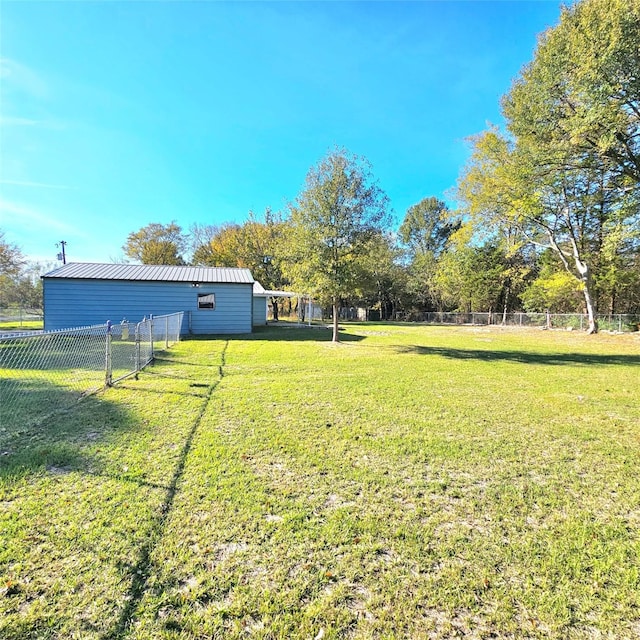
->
[1,324,639,639]
[0,320,44,331]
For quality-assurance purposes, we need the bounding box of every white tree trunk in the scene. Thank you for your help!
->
[575,258,598,334]
[562,232,598,335]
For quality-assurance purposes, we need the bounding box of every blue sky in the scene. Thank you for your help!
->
[1,0,566,265]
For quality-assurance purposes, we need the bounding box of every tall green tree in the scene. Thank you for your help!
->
[357,231,406,320]
[592,201,640,315]
[235,211,290,320]
[0,232,42,310]
[0,230,25,277]
[522,251,585,314]
[399,197,459,257]
[457,0,640,332]
[286,148,390,342]
[398,197,461,312]
[191,211,289,319]
[123,222,187,265]
[503,0,640,184]
[430,242,519,315]
[0,231,24,309]
[237,210,289,292]
[457,125,638,333]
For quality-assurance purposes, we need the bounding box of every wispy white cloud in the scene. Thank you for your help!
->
[0,115,67,130]
[0,179,74,190]
[0,116,40,126]
[0,58,48,99]
[0,198,78,234]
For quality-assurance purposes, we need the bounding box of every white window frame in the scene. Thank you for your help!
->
[197,293,216,310]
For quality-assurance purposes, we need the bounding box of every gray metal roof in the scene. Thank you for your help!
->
[43,262,254,284]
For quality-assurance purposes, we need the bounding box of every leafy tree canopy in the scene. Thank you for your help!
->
[286,148,390,341]
[123,222,187,265]
[0,230,25,277]
[503,0,640,183]
[398,197,459,257]
[0,231,42,309]
[191,211,288,293]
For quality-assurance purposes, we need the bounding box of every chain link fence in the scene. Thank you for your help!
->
[0,312,183,427]
[0,307,44,329]
[395,311,640,332]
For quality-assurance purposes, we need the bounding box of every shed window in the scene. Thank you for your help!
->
[198,293,216,309]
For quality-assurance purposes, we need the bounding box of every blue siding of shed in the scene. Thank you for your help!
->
[252,296,267,326]
[43,279,253,335]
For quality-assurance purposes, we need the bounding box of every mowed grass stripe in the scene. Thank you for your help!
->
[104,340,229,640]
[0,340,228,640]
[129,326,639,639]
[1,325,639,639]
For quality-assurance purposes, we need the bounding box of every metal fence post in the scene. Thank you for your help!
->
[105,320,113,387]
[165,315,169,349]
[149,314,154,361]
[135,322,141,373]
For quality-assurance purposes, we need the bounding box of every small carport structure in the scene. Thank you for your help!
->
[252,282,317,325]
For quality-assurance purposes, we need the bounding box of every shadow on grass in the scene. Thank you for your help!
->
[193,325,367,343]
[101,340,228,640]
[2,348,227,640]
[0,376,99,429]
[395,344,640,366]
[151,356,221,369]
[116,382,209,398]
[0,380,137,481]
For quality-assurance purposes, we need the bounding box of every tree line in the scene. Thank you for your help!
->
[2,0,638,336]
[119,0,639,336]
[0,232,44,312]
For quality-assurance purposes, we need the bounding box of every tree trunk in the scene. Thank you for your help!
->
[332,301,339,342]
[559,232,598,334]
[575,259,598,334]
[582,281,598,334]
[609,290,616,318]
[502,285,510,325]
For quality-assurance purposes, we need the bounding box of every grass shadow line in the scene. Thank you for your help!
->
[394,344,640,366]
[101,340,228,640]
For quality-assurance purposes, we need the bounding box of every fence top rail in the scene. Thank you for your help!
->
[0,323,109,342]
[115,312,183,323]
[0,330,46,339]
[0,312,184,342]
[149,312,183,320]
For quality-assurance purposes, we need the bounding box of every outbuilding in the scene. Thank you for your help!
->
[251,281,321,325]
[42,262,255,335]
[252,282,269,326]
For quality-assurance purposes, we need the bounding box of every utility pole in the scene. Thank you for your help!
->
[56,240,67,264]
